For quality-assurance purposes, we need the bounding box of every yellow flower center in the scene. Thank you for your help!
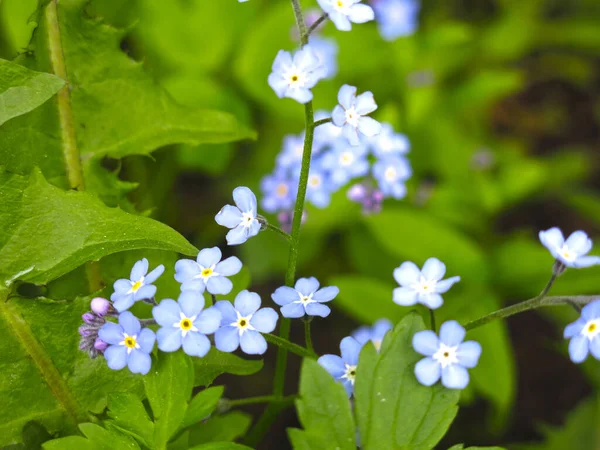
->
[202,268,213,277]
[124,337,136,349]
[239,318,248,328]
[337,0,344,6]
[180,318,193,330]
[131,281,142,292]
[309,175,321,187]
[588,323,597,333]
[291,75,298,82]
[276,183,288,196]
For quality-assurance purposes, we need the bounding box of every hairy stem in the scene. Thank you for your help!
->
[227,394,297,408]
[263,333,316,359]
[303,13,328,39]
[304,319,314,353]
[313,117,332,128]
[264,222,292,243]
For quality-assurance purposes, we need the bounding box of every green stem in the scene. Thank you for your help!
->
[264,222,292,243]
[303,13,328,40]
[244,2,315,446]
[304,319,314,353]
[313,117,332,128]
[227,394,297,408]
[263,333,316,359]
[429,309,436,332]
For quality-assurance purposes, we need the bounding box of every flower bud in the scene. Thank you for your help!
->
[91,297,111,316]
[82,312,96,324]
[94,338,108,352]
[78,325,93,337]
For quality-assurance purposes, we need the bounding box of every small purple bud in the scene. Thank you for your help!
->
[78,325,95,337]
[347,183,367,203]
[82,313,96,324]
[91,297,111,316]
[94,338,108,352]
[79,340,88,350]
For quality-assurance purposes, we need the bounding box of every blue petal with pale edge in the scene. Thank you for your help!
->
[128,349,152,375]
[272,286,298,306]
[414,357,440,386]
[195,307,222,334]
[240,330,268,355]
[197,247,222,268]
[98,322,124,345]
[119,311,141,336]
[183,332,211,357]
[340,336,361,366]
[215,326,240,353]
[439,320,465,347]
[250,308,278,333]
[153,299,181,327]
[130,258,148,281]
[235,290,261,316]
[456,341,481,368]
[179,291,205,318]
[412,330,439,356]
[441,364,469,389]
[318,354,345,378]
[569,335,589,363]
[157,327,182,352]
[104,345,127,370]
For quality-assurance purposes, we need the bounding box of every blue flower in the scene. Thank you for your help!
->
[309,35,339,80]
[352,319,393,351]
[347,182,384,214]
[152,291,221,357]
[215,187,261,246]
[272,277,339,318]
[564,299,600,363]
[332,85,382,146]
[321,141,369,188]
[372,155,411,199]
[110,258,165,312]
[393,258,460,309]
[367,123,410,159]
[318,336,362,397]
[260,169,297,213]
[316,0,375,31]
[98,311,156,375]
[174,247,242,295]
[214,291,278,355]
[313,110,343,153]
[413,321,481,389]
[305,163,336,208]
[539,228,600,268]
[277,133,305,173]
[268,46,325,104]
[373,0,420,41]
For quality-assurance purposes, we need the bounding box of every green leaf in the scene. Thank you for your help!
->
[0,293,143,447]
[145,352,194,448]
[0,58,64,125]
[355,314,460,450]
[180,386,224,430]
[448,445,506,450]
[189,444,253,450]
[43,423,140,450]
[0,169,197,285]
[106,393,154,448]
[288,428,333,450]
[193,348,263,387]
[295,359,356,450]
[188,411,251,446]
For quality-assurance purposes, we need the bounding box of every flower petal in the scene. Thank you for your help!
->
[342,379,354,397]
[421,258,446,281]
[181,279,207,293]
[435,276,460,294]
[112,293,135,313]
[565,230,592,255]
[250,307,278,333]
[144,264,165,284]
[312,286,339,303]
[347,3,375,23]
[589,336,600,360]
[305,303,331,317]
[130,258,148,281]
[581,299,600,321]
[295,277,320,295]
[329,10,352,31]
[207,276,233,295]
[456,341,482,368]
[419,293,443,310]
[564,318,586,338]
[573,256,600,268]
[337,84,356,109]
[441,364,469,389]
[272,286,299,306]
[342,122,360,146]
[280,303,306,318]
[414,357,441,386]
[226,225,250,245]
[98,322,124,345]
[214,300,237,324]
[179,290,205,318]
[240,330,268,355]
[195,307,222,334]
[412,330,439,356]
[153,299,182,329]
[157,326,183,352]
[332,105,347,127]
[119,311,141,336]
[174,259,200,283]
[197,247,222,268]
[215,204,242,229]
[318,354,346,378]
[137,328,155,353]
[354,91,377,115]
[215,256,243,276]
[234,290,261,316]
[357,116,381,137]
[133,284,156,302]
[393,287,418,306]
[104,345,127,371]
[182,332,211,358]
[439,320,465,346]
[539,227,564,254]
[215,326,240,353]
[568,335,589,363]
[128,350,152,375]
[340,336,362,366]
[113,279,132,294]
[393,261,421,285]
[233,186,257,215]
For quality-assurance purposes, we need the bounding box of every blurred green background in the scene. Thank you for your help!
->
[1,0,599,448]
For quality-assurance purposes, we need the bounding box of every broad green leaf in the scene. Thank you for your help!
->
[180,386,224,430]
[145,352,194,448]
[106,392,154,448]
[43,423,140,450]
[0,58,64,125]
[288,428,332,450]
[193,348,263,387]
[0,292,143,447]
[189,444,253,450]
[0,169,197,285]
[0,0,253,189]
[355,314,460,450]
[330,275,415,325]
[188,411,252,446]
[295,359,356,450]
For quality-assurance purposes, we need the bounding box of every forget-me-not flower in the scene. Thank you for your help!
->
[347,182,384,215]
[413,320,481,389]
[539,228,600,268]
[152,291,221,357]
[318,336,362,397]
[372,155,411,199]
[352,318,393,351]
[277,133,305,173]
[564,299,600,363]
[214,291,278,355]
[393,258,460,309]
[367,123,410,159]
[175,247,242,295]
[332,84,382,146]
[215,187,261,246]
[321,142,369,187]
[309,36,339,80]
[98,311,156,375]
[268,46,324,104]
[110,258,165,312]
[373,0,420,41]
[272,277,339,318]
[316,0,375,31]
[260,169,297,213]
[305,163,335,208]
